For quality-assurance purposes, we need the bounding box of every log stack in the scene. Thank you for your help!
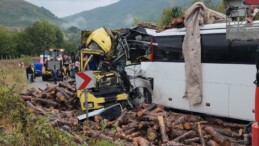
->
[20,79,79,131]
[21,81,249,146]
[82,104,248,146]
[20,79,78,111]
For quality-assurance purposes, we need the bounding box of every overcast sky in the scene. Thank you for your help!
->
[24,0,120,18]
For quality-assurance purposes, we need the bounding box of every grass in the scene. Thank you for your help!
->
[0,58,115,146]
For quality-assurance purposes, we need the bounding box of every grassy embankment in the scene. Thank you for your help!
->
[0,58,114,146]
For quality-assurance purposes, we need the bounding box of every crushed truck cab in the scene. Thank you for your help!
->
[77,71,128,110]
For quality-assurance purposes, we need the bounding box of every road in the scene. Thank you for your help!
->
[27,76,55,90]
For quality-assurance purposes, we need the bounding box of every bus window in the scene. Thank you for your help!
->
[230,42,258,64]
[154,36,184,62]
[201,33,230,63]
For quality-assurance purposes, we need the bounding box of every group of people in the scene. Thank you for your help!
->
[52,65,71,84]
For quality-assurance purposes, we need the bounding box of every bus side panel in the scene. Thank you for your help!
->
[140,62,255,121]
[191,82,229,117]
[229,86,254,121]
[141,62,190,110]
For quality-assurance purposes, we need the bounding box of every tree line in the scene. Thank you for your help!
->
[0,20,78,58]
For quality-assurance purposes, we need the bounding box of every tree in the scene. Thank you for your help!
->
[0,27,17,57]
[61,41,77,55]
[158,7,182,28]
[21,20,64,55]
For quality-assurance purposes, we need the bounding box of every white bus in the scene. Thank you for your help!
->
[126,22,259,121]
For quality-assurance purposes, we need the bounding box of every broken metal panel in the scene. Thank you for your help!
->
[226,21,259,41]
[225,0,259,42]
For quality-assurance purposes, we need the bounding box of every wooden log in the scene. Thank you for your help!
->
[45,93,55,99]
[170,127,187,138]
[34,98,61,107]
[184,135,211,144]
[190,143,202,146]
[147,127,157,141]
[122,121,138,131]
[26,101,45,115]
[137,104,157,117]
[137,121,154,129]
[196,122,206,146]
[56,92,72,109]
[84,129,113,141]
[137,116,156,122]
[115,112,127,127]
[157,115,169,143]
[130,131,142,138]
[20,95,33,101]
[133,137,155,146]
[217,128,241,139]
[184,122,191,130]
[57,119,77,127]
[172,115,187,125]
[173,130,196,142]
[94,115,102,123]
[56,92,65,102]
[204,126,231,146]
[125,127,137,135]
[222,122,245,129]
[59,82,76,92]
[63,88,75,97]
[59,111,75,118]
[56,87,70,99]
[207,140,220,146]
[161,140,185,146]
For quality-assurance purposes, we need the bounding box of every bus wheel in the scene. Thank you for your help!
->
[131,87,152,106]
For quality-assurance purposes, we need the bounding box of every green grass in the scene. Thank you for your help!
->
[0,59,118,146]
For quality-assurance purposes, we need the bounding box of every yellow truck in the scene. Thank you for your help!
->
[77,28,129,110]
[42,48,64,81]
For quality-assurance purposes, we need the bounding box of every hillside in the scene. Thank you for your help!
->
[63,0,222,29]
[0,0,63,26]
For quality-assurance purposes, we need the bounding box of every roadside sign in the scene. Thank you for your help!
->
[75,71,96,90]
[18,62,24,68]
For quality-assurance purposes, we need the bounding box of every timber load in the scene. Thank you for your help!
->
[20,80,249,146]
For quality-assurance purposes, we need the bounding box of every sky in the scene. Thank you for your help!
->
[24,0,120,18]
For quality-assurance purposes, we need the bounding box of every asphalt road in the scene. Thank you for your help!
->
[27,76,54,90]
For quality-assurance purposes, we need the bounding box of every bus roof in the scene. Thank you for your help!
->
[145,20,259,36]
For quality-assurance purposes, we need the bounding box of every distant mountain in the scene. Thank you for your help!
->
[0,0,63,26]
[63,0,222,30]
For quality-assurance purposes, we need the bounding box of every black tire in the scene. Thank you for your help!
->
[143,88,152,104]
[131,87,152,106]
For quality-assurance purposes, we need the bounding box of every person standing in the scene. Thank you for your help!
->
[31,63,35,82]
[26,64,33,83]
[51,65,58,84]
[61,65,70,81]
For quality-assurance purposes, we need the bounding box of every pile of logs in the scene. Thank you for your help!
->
[83,103,248,146]
[20,80,249,146]
[20,79,78,112]
[20,79,81,139]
